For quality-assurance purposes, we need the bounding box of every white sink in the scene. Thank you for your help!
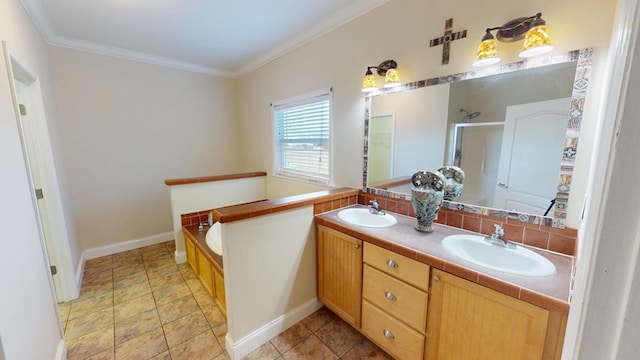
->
[337,208,397,228]
[205,222,223,256]
[442,234,556,277]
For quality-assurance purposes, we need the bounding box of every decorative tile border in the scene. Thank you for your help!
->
[362,48,594,229]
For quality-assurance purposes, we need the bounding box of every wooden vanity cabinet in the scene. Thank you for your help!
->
[426,269,565,360]
[317,225,363,328]
[316,226,567,360]
[361,243,430,360]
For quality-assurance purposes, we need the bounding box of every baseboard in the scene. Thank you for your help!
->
[74,251,86,297]
[175,250,187,264]
[55,338,67,360]
[83,232,174,260]
[226,299,323,359]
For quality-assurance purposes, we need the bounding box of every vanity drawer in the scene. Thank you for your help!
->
[363,265,428,332]
[361,300,424,360]
[363,243,430,291]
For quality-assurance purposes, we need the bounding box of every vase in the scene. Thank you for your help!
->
[437,166,465,201]
[410,170,446,233]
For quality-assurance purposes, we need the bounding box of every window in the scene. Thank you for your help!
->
[273,89,332,184]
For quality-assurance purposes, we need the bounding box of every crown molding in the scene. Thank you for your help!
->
[49,35,235,77]
[234,0,390,77]
[20,0,389,78]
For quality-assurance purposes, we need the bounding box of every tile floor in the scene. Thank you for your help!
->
[58,241,392,360]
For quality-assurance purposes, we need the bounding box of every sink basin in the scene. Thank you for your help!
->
[205,222,223,256]
[442,234,556,276]
[337,208,397,228]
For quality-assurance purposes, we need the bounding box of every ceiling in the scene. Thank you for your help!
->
[21,0,388,78]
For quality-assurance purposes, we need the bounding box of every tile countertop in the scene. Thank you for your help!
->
[315,205,574,315]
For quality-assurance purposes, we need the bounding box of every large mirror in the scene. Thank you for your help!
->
[363,48,593,228]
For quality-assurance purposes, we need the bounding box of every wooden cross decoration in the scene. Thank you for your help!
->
[429,18,467,65]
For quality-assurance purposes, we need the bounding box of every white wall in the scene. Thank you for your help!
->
[222,206,321,359]
[0,0,69,358]
[48,47,242,250]
[237,0,616,226]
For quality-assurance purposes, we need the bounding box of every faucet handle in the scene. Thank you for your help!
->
[493,224,504,236]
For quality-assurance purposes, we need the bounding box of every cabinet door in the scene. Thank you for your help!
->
[317,225,363,328]
[184,230,198,275]
[197,249,214,297]
[426,269,549,360]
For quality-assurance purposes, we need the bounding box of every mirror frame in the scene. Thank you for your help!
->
[362,48,593,228]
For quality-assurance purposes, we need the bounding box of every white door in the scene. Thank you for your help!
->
[5,43,77,302]
[493,98,570,215]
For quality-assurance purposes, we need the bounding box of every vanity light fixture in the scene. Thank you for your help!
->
[361,60,401,92]
[473,12,553,67]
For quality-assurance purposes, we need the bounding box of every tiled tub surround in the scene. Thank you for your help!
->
[315,205,573,314]
[358,191,578,257]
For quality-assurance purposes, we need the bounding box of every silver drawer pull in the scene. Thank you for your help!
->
[386,259,398,268]
[383,329,395,339]
[433,275,440,282]
[384,291,397,301]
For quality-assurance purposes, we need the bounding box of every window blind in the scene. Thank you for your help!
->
[273,92,331,183]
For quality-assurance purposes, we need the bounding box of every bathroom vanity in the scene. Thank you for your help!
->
[316,206,571,360]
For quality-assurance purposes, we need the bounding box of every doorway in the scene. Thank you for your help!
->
[3,42,77,302]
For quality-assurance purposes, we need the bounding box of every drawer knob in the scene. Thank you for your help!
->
[433,275,440,282]
[383,329,395,339]
[355,244,360,249]
[384,291,397,301]
[386,259,398,268]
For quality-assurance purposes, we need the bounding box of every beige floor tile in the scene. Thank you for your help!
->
[163,310,209,347]
[146,263,179,279]
[281,334,338,360]
[168,329,223,360]
[340,337,393,360]
[301,307,337,332]
[112,262,146,278]
[66,325,115,360]
[157,294,201,324]
[114,270,149,290]
[115,327,168,360]
[152,281,191,306]
[58,302,71,323]
[212,322,227,348]
[65,306,114,340]
[85,348,115,360]
[202,304,226,329]
[69,293,114,320]
[270,322,312,354]
[148,270,186,291]
[148,351,172,359]
[115,308,161,345]
[242,341,281,360]
[114,293,156,323]
[80,280,114,299]
[212,352,231,360]
[315,318,363,357]
[192,288,216,309]
[114,280,152,304]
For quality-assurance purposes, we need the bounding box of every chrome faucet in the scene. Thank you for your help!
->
[485,224,515,249]
[369,199,386,215]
